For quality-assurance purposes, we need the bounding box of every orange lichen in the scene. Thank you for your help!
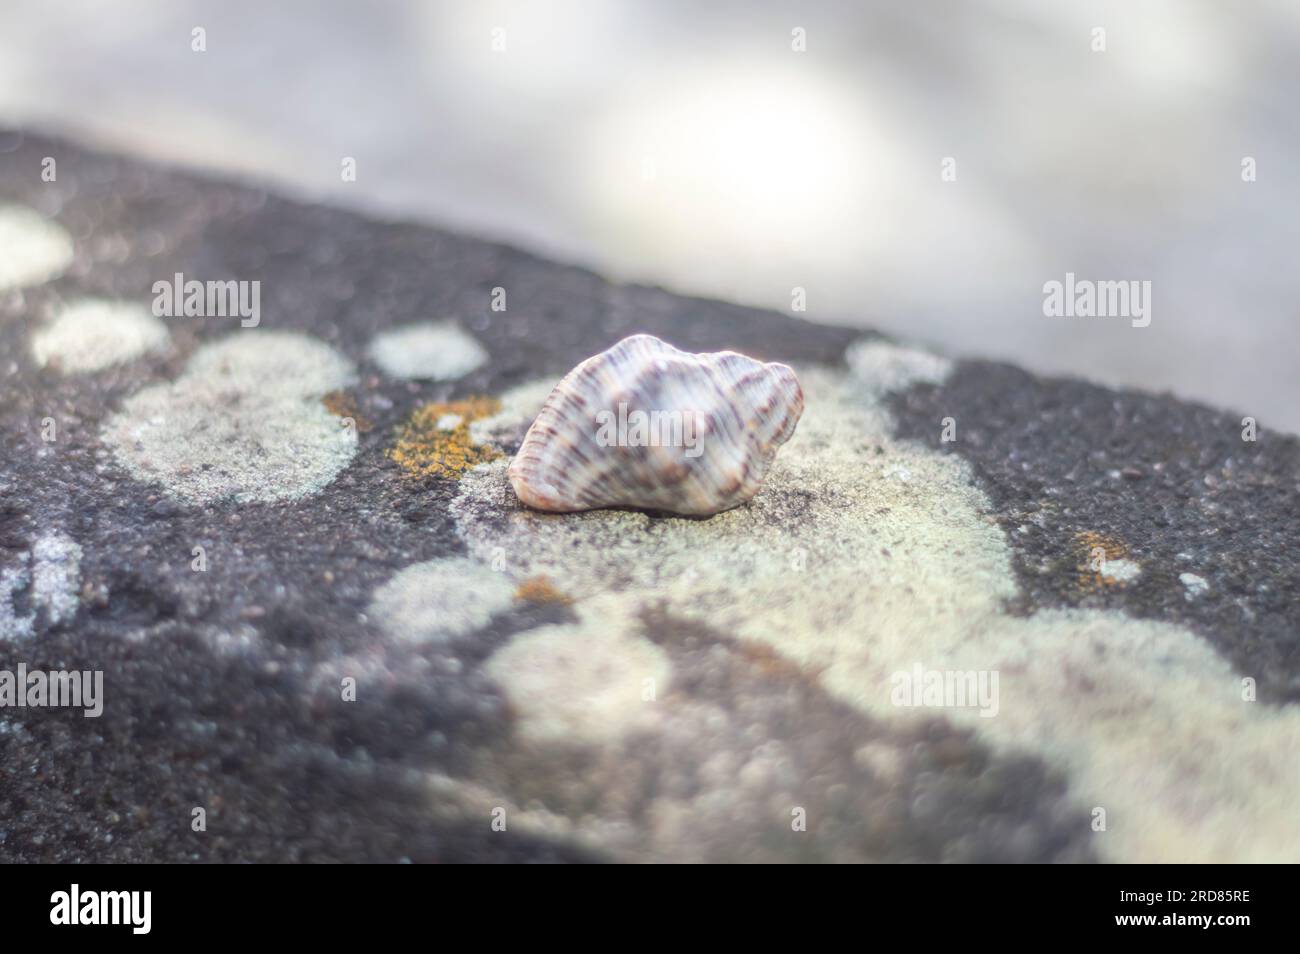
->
[513,575,573,605]
[322,390,372,433]
[1074,530,1130,591]
[388,396,502,478]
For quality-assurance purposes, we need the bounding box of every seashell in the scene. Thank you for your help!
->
[508,334,803,516]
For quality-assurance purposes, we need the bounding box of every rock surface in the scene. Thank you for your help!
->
[1,131,1297,863]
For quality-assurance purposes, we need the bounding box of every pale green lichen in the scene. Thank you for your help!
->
[368,322,488,381]
[484,596,671,746]
[451,342,1300,863]
[368,557,515,643]
[102,331,358,504]
[32,299,170,373]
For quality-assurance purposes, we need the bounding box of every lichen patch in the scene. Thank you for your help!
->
[0,204,74,292]
[367,322,488,381]
[0,530,83,640]
[32,299,169,373]
[450,342,1300,862]
[484,598,671,746]
[321,390,372,433]
[1075,531,1140,589]
[368,557,515,643]
[513,575,573,604]
[388,397,502,479]
[102,331,358,505]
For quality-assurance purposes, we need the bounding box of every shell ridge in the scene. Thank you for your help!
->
[508,334,803,516]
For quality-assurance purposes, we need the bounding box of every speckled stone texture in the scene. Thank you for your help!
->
[1,131,1296,863]
[889,367,1300,704]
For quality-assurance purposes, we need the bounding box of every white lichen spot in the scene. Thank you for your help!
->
[1100,558,1141,584]
[368,557,515,643]
[451,346,1300,863]
[30,531,82,626]
[102,331,358,504]
[1180,572,1209,600]
[367,322,488,381]
[0,204,74,292]
[483,598,671,746]
[845,339,952,395]
[31,299,169,373]
[0,531,82,639]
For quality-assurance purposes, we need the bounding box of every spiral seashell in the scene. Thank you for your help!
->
[508,334,803,516]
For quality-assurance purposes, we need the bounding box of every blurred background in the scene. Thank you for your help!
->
[3,0,1297,431]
